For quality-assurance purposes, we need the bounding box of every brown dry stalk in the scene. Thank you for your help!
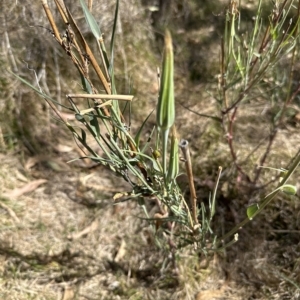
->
[179,140,198,226]
[68,94,133,101]
[54,0,89,69]
[88,0,93,11]
[53,0,68,24]
[65,7,111,94]
[41,0,62,44]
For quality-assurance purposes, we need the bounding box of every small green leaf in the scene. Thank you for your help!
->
[90,114,100,137]
[281,184,297,196]
[86,114,94,122]
[247,203,259,220]
[81,73,93,94]
[81,129,87,144]
[75,113,84,121]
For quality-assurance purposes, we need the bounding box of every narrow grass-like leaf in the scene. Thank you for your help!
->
[90,114,100,137]
[209,166,222,221]
[9,71,71,110]
[77,67,93,94]
[109,0,119,78]
[134,110,154,148]
[79,0,109,72]
[141,126,155,155]
[81,129,87,144]
[79,0,101,40]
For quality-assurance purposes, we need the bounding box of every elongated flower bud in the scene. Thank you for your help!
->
[156,30,175,131]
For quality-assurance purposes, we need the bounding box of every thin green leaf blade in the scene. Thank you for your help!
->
[108,0,119,94]
[90,114,100,137]
[79,0,101,39]
[81,129,87,144]
[134,110,154,147]
[77,66,93,94]
[9,71,71,110]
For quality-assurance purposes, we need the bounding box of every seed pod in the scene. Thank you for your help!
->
[152,149,161,160]
[156,30,175,131]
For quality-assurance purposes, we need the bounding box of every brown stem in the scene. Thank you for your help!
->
[65,7,111,95]
[41,0,62,44]
[179,140,198,226]
[226,107,249,180]
[53,0,68,24]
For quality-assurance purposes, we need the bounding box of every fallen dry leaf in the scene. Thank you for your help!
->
[53,144,73,153]
[15,170,29,183]
[0,201,20,223]
[67,219,98,240]
[25,156,70,172]
[114,239,126,263]
[195,285,228,300]
[25,156,42,170]
[62,286,75,300]
[3,179,47,198]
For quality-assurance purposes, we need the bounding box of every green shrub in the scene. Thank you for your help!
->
[11,0,300,258]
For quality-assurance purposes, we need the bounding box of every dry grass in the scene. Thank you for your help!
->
[0,152,249,300]
[1,0,300,299]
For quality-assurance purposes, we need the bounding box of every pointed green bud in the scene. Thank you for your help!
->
[156,30,175,131]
